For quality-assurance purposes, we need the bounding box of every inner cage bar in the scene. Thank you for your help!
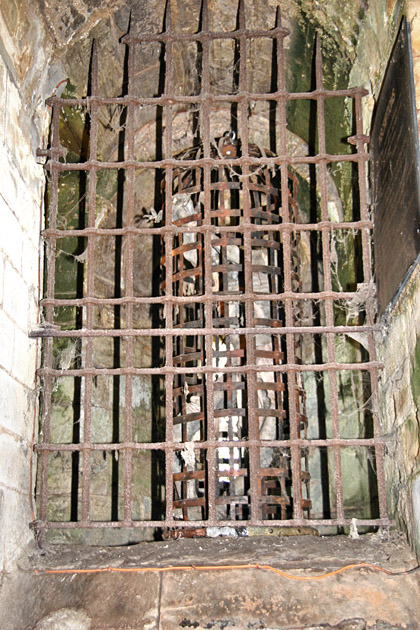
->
[31,0,392,542]
[237,0,259,524]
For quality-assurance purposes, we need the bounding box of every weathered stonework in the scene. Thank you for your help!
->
[371,0,420,559]
[0,0,60,572]
[408,0,420,131]
[376,263,420,556]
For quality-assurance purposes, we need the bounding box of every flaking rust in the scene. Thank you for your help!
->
[162,526,319,539]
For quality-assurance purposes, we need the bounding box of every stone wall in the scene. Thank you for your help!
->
[408,0,420,131]
[374,0,420,558]
[376,265,420,556]
[0,0,60,571]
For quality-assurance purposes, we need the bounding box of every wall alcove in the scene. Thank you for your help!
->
[2,1,420,629]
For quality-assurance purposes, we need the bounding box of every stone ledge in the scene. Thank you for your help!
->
[1,532,419,630]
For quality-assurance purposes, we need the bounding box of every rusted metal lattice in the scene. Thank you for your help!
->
[166,136,310,523]
[32,0,392,543]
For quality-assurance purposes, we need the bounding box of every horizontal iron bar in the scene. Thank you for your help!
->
[34,437,392,452]
[46,87,368,110]
[36,362,382,377]
[31,517,394,530]
[42,220,373,238]
[30,325,377,338]
[42,153,368,173]
[122,26,290,44]
[38,292,375,306]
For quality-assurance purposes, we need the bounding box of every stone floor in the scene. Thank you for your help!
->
[1,531,419,630]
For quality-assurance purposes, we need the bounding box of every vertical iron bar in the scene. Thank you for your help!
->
[38,101,61,541]
[237,0,259,523]
[276,9,303,520]
[123,36,136,524]
[164,0,175,522]
[354,92,387,521]
[81,41,99,523]
[201,0,217,523]
[315,37,344,524]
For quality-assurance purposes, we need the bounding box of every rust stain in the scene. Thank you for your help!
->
[387,0,396,16]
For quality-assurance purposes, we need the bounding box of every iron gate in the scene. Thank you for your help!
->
[32,0,391,543]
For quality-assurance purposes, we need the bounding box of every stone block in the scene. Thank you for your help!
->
[33,609,92,630]
[0,368,31,438]
[0,58,5,146]
[4,76,24,149]
[5,118,44,201]
[0,485,33,572]
[159,561,420,629]
[26,284,39,333]
[0,252,4,306]
[0,309,15,372]
[0,433,29,492]
[21,236,40,291]
[0,0,58,89]
[0,76,43,201]
[412,56,420,116]
[12,327,36,387]
[407,0,420,52]
[11,165,43,238]
[3,260,29,331]
[0,194,22,270]
[412,474,420,557]
[0,488,3,571]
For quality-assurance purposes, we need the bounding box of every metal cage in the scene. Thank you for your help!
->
[165,135,310,524]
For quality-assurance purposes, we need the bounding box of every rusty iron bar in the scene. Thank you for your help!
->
[31,518,395,532]
[121,31,137,522]
[201,0,217,523]
[163,0,175,523]
[35,365,383,388]
[40,222,374,238]
[45,87,369,110]
[237,0,260,523]
[36,362,383,376]
[80,40,99,523]
[276,8,303,521]
[40,153,369,172]
[314,37,344,523]
[36,92,62,547]
[352,88,389,522]
[37,290,375,304]
[34,437,392,451]
[31,324,379,336]
[32,0,390,539]
[31,517,394,531]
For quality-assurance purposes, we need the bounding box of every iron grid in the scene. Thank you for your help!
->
[32,0,391,542]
